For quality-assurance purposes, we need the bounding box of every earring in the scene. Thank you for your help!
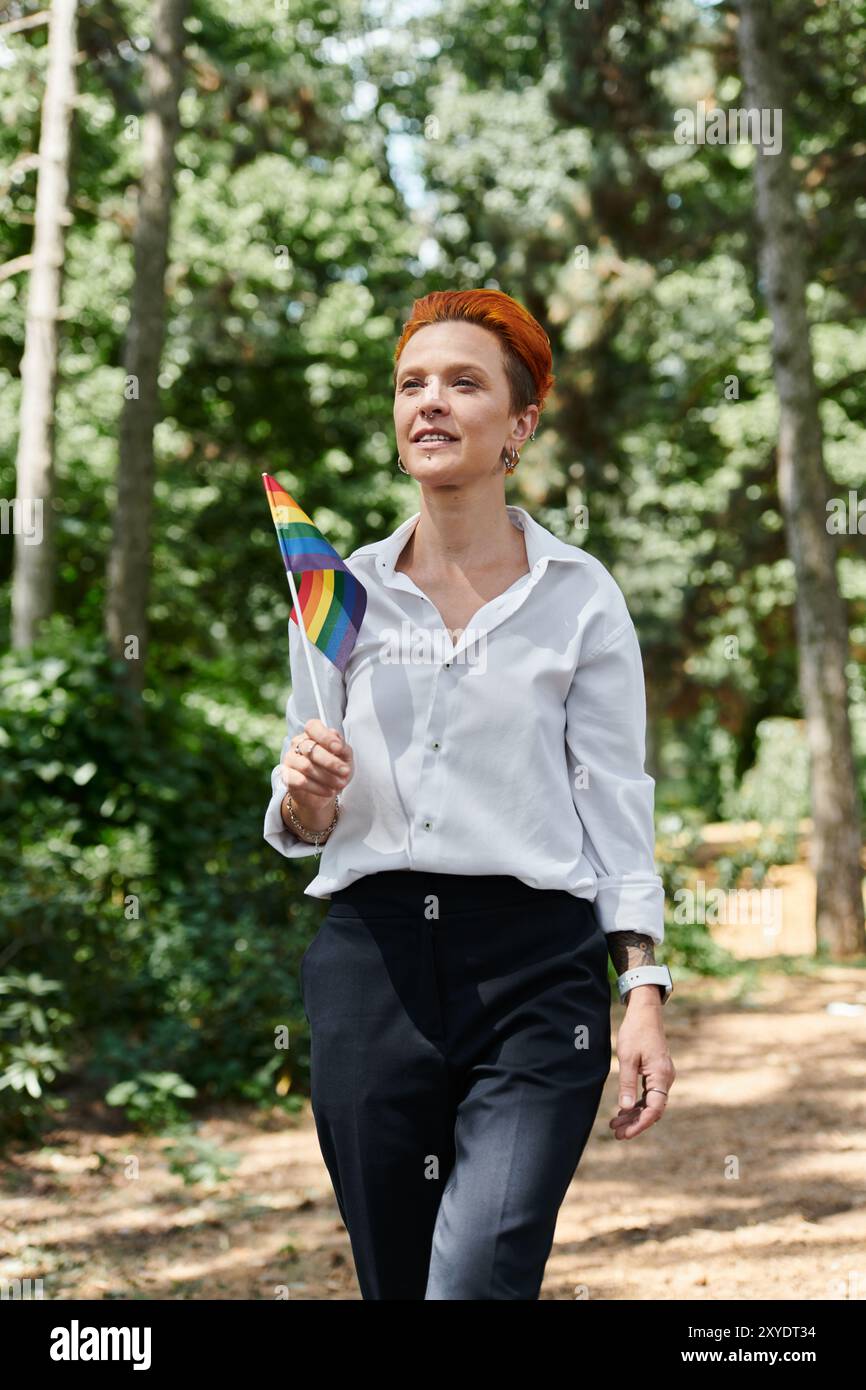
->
[503,446,520,473]
[397,455,409,474]
[530,430,537,441]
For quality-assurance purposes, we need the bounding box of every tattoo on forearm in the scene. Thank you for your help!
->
[607,931,656,975]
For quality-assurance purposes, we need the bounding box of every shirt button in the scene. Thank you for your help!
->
[423,820,433,830]
[444,661,451,669]
[432,741,440,750]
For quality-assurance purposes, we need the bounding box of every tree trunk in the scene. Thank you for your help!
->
[736,0,865,955]
[11,0,78,649]
[104,0,187,695]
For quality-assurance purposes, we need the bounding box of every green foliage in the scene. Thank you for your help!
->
[0,972,73,1140]
[661,917,743,978]
[0,623,320,1149]
[721,718,812,828]
[1,0,864,1148]
[105,1072,197,1133]
[655,829,743,976]
[162,1131,242,1187]
[714,830,800,892]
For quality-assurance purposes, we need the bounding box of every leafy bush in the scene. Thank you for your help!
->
[0,972,73,1140]
[0,621,320,1149]
[105,1071,197,1132]
[721,717,811,826]
[162,1131,242,1186]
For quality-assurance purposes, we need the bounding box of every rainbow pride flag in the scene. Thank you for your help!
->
[262,473,367,673]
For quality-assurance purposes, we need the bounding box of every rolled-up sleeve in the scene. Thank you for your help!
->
[564,614,666,944]
[263,618,348,859]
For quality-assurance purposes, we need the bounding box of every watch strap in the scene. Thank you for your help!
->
[616,964,673,1004]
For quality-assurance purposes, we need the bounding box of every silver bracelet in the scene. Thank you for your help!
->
[283,792,341,854]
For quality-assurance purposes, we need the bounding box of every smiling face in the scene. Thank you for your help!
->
[393,320,538,484]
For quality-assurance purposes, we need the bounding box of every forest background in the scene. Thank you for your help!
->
[1,0,864,1145]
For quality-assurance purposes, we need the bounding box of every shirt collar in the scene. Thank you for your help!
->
[366,504,589,581]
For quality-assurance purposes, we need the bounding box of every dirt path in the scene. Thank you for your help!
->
[3,967,865,1301]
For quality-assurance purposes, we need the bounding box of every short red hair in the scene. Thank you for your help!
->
[393,289,555,417]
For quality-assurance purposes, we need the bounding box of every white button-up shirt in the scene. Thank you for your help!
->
[264,504,666,943]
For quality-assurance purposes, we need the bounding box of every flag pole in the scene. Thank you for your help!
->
[261,473,329,726]
[284,567,328,727]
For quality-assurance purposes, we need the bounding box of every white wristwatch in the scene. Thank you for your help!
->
[616,965,673,1005]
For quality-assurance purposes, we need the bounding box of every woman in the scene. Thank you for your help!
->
[264,288,676,1300]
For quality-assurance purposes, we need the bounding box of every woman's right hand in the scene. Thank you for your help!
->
[279,718,354,829]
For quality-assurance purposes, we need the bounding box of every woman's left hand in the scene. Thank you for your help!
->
[609,992,676,1140]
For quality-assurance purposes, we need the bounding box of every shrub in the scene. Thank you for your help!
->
[0,622,319,1148]
[0,972,73,1141]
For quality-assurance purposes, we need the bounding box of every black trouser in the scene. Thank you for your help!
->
[300,869,612,1300]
